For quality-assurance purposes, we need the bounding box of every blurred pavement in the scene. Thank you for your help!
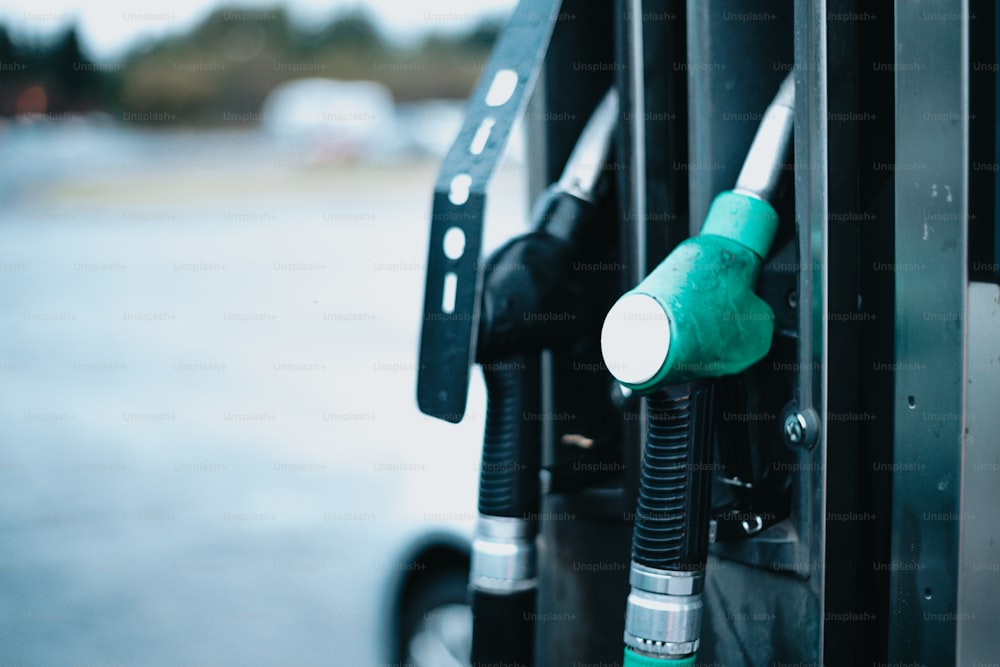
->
[0,124,527,665]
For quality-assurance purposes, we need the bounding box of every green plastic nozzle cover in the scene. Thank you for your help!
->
[604,190,779,394]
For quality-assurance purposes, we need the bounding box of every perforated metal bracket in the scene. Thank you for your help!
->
[417,0,564,423]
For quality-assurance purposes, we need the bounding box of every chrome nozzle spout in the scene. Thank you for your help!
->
[733,73,795,203]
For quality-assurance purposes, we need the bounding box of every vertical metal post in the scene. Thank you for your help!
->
[890,0,969,663]
[791,0,829,657]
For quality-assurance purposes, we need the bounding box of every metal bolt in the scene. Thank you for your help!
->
[784,412,807,444]
[782,407,819,449]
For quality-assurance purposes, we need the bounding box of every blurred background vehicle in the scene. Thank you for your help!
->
[260,78,403,161]
[0,1,524,664]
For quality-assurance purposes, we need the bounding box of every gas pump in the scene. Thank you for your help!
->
[415,1,1000,665]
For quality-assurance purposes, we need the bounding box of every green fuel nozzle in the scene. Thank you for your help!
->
[605,73,793,665]
[601,73,793,394]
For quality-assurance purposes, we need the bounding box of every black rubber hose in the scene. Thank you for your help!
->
[478,354,542,519]
[632,381,716,571]
[471,588,535,667]
[472,355,541,667]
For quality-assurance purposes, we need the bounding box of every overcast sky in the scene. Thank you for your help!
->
[0,0,517,60]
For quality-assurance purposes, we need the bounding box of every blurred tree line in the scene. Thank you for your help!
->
[0,24,115,117]
[0,6,502,124]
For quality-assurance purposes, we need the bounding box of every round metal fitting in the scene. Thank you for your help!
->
[623,587,702,657]
[629,563,704,596]
[476,515,536,539]
[470,516,537,593]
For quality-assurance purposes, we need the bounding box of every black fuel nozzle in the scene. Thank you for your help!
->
[469,88,619,667]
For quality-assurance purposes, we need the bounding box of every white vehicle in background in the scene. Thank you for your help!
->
[261,78,404,162]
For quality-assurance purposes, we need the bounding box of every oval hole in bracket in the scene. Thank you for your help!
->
[442,227,466,260]
[469,117,496,155]
[442,272,458,314]
[485,69,518,107]
[448,173,472,206]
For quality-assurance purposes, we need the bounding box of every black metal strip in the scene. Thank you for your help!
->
[417,0,564,422]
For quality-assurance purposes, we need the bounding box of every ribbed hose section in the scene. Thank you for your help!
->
[632,381,716,571]
[478,354,542,519]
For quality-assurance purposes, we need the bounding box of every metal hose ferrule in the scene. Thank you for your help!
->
[470,515,538,593]
[623,564,704,657]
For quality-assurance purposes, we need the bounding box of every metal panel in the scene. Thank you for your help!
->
[686,0,824,664]
[957,282,1000,664]
[529,2,633,664]
[685,0,792,234]
[890,0,969,663]
[684,0,805,580]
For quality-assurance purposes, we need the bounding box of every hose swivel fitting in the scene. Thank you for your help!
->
[624,565,704,659]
